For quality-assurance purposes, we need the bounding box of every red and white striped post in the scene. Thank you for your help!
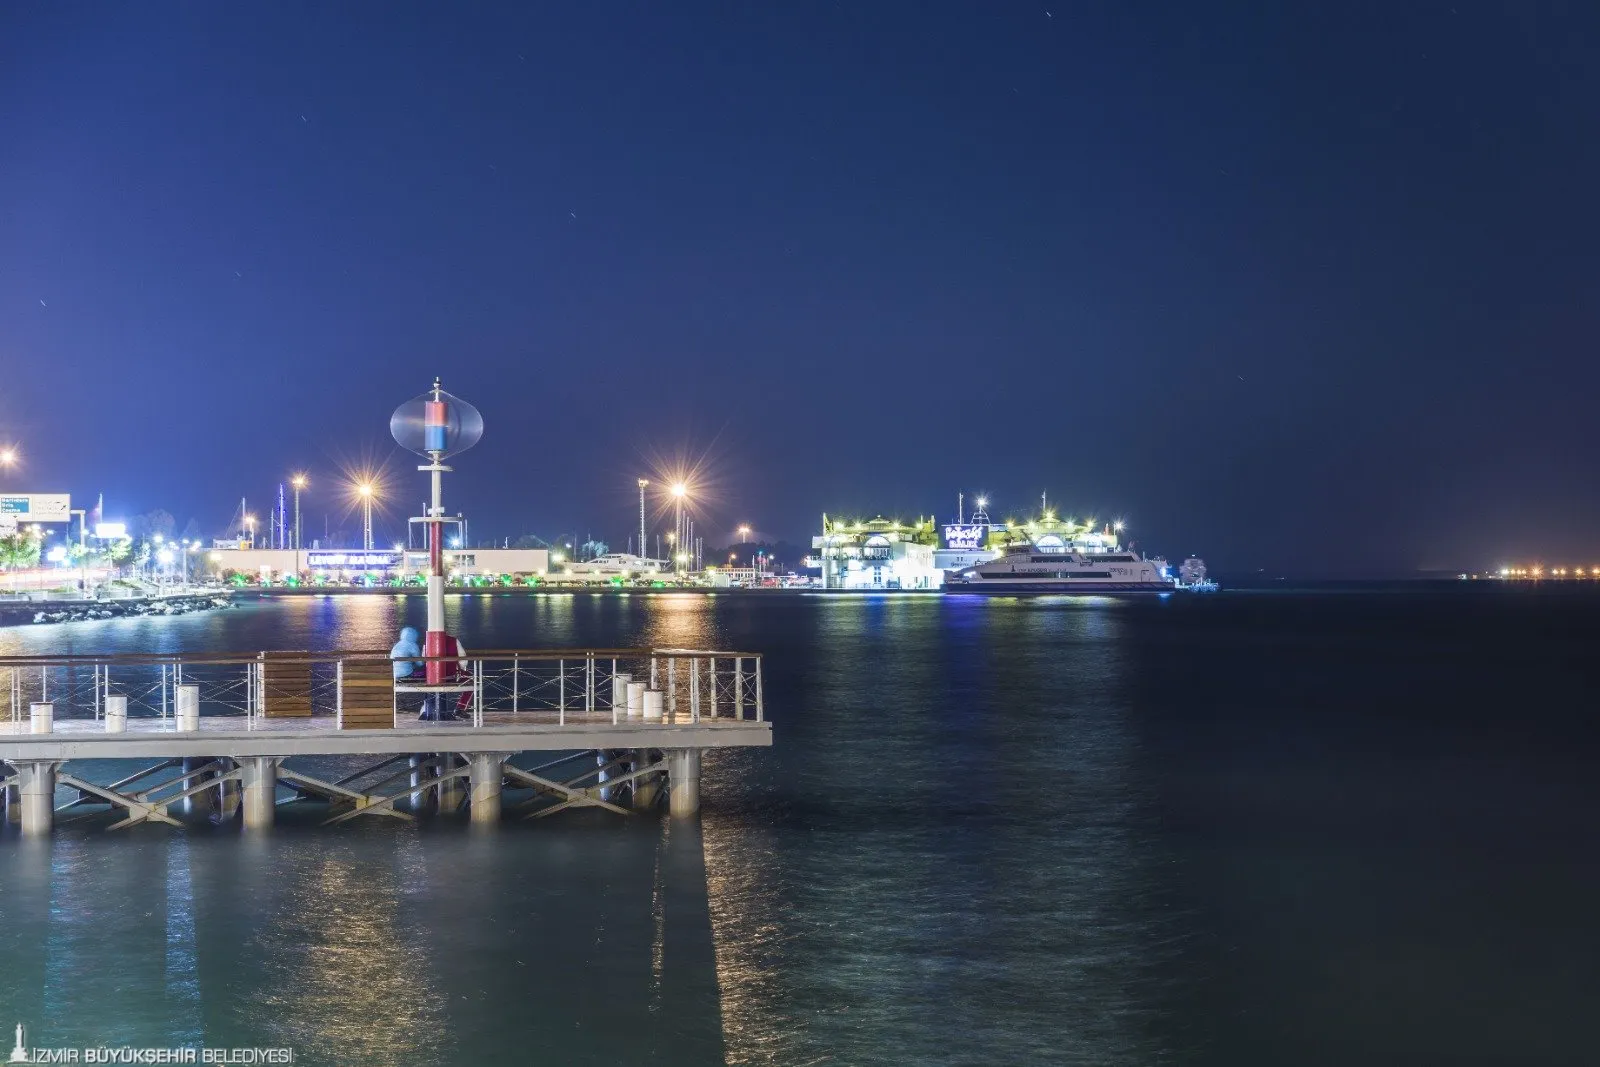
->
[391,378,483,683]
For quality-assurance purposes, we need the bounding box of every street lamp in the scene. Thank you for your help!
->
[0,447,15,468]
[356,481,375,550]
[671,482,688,573]
[291,473,308,572]
[637,479,649,560]
[737,524,751,543]
[244,514,256,548]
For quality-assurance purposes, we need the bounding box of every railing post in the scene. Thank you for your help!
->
[585,654,595,715]
[709,657,717,719]
[40,665,47,703]
[690,657,700,724]
[161,664,169,723]
[755,657,764,722]
[475,659,484,727]
[335,659,344,729]
[735,657,744,721]
[668,658,677,719]
[558,659,566,725]
[511,655,519,717]
[651,655,659,689]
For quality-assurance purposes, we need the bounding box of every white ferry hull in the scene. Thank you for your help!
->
[944,578,1173,594]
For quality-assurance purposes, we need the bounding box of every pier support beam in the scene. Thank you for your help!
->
[240,757,278,832]
[16,761,58,837]
[437,754,465,813]
[667,749,700,818]
[409,755,437,816]
[3,762,17,825]
[468,753,506,826]
[217,766,241,823]
[181,757,215,818]
[631,749,660,811]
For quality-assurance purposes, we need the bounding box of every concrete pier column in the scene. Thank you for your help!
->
[181,757,215,818]
[667,749,700,818]
[16,761,58,837]
[468,753,505,826]
[409,755,437,816]
[240,757,277,832]
[631,749,659,811]
[437,754,465,813]
[104,694,128,733]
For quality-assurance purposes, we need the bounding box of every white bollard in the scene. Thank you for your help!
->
[29,702,52,735]
[175,684,200,732]
[104,694,128,734]
[627,681,646,719]
[643,688,664,722]
[611,672,632,712]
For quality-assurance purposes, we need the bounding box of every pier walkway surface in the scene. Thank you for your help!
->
[0,647,769,836]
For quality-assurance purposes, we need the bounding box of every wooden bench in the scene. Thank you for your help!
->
[260,653,313,719]
[340,660,395,729]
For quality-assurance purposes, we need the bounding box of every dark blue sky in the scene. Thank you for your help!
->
[3,2,1596,574]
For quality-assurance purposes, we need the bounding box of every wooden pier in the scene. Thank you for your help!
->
[0,648,769,835]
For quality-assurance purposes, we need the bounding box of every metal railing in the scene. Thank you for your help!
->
[0,648,764,731]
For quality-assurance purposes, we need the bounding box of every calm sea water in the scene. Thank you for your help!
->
[2,587,1598,1066]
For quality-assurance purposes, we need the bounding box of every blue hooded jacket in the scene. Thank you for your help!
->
[390,626,422,680]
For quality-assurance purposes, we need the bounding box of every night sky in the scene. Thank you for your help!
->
[3,3,1597,575]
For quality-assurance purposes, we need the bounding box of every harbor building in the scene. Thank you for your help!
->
[206,546,549,582]
[811,515,943,590]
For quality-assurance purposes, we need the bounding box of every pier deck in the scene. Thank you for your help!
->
[0,647,768,834]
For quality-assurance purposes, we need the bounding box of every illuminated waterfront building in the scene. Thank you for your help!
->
[812,515,943,590]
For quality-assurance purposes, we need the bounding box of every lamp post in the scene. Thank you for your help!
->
[637,479,648,561]
[357,482,374,550]
[291,474,307,573]
[738,524,751,544]
[671,482,687,573]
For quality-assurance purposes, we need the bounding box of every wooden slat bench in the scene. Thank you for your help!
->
[340,660,395,729]
[260,653,313,718]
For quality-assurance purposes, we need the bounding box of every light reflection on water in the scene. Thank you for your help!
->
[8,590,1582,1064]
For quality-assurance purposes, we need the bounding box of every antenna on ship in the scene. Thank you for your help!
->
[958,491,963,524]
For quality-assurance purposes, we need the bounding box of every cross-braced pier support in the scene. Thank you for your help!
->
[438,753,466,813]
[631,748,661,810]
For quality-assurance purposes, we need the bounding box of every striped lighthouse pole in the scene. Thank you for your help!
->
[392,378,482,686]
[422,383,451,682]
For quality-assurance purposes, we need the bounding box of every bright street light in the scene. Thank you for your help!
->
[671,482,687,498]
[0,447,15,467]
[737,524,751,543]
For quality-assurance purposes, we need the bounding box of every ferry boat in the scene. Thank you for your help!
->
[944,536,1176,594]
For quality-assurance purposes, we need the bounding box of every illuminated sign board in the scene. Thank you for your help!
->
[95,522,128,539]
[306,551,401,569]
[943,524,987,551]
[0,494,71,522]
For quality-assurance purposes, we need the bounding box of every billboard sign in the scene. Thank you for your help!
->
[942,523,988,551]
[306,550,401,570]
[0,494,71,522]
